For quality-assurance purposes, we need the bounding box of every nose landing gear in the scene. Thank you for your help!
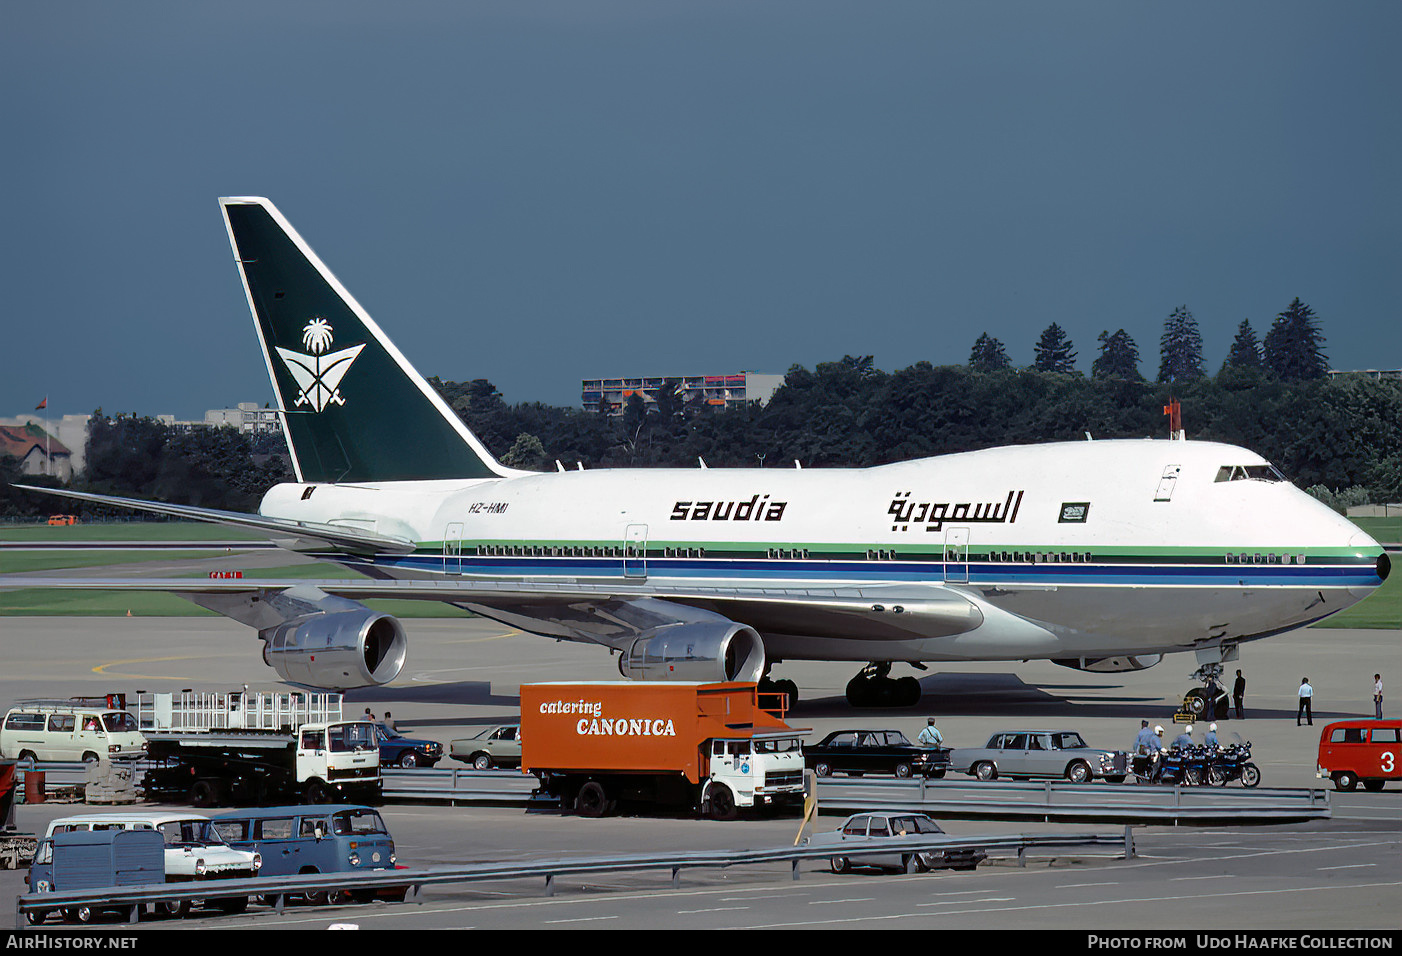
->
[845,662,922,708]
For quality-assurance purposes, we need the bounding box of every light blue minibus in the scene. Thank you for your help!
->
[210,804,399,903]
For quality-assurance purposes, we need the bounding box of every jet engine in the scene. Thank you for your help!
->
[618,621,766,683]
[260,594,408,690]
[1051,654,1162,673]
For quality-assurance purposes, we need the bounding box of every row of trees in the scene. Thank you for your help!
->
[438,361,1401,505]
[0,411,292,518]
[969,298,1329,384]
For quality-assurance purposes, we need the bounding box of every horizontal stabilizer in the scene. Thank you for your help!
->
[12,484,415,555]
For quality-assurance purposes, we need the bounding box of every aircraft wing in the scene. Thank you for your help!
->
[0,573,985,643]
[11,484,416,556]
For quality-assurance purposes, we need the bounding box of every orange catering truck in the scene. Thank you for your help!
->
[520,682,808,820]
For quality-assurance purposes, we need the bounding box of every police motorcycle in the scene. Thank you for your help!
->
[1207,736,1260,788]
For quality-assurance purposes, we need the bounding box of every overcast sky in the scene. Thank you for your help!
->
[3,2,1398,421]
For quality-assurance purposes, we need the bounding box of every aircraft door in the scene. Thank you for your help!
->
[623,524,648,579]
[443,522,463,575]
[1154,465,1181,502]
[943,528,969,583]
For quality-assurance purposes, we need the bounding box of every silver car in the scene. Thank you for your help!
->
[449,724,521,770]
[807,812,985,873]
[950,730,1122,783]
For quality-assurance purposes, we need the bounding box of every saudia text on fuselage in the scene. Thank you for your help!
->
[671,494,788,522]
[888,490,1025,533]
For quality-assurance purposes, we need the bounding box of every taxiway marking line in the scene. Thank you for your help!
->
[726,881,1402,929]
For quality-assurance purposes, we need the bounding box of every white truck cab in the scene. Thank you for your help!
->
[706,731,807,810]
[296,721,381,801]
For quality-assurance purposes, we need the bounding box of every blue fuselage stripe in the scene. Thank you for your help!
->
[350,555,1380,589]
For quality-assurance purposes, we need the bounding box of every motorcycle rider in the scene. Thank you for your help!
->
[1148,725,1166,782]
[1172,724,1196,749]
[1204,723,1220,750]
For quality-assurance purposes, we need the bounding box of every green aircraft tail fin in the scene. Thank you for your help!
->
[220,197,510,483]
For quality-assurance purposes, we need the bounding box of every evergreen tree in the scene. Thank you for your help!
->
[1158,305,1205,383]
[1224,319,1263,371]
[1092,329,1143,381]
[968,333,1011,371]
[1263,297,1329,381]
[1032,323,1077,373]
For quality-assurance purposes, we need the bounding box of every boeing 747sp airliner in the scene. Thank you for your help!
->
[14,198,1389,708]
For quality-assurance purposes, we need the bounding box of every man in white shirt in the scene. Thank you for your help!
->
[1297,678,1314,726]
[1374,674,1384,720]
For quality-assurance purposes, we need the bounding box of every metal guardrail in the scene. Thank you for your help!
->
[13,830,1127,927]
[13,763,1330,824]
[375,768,1330,824]
[816,777,1332,823]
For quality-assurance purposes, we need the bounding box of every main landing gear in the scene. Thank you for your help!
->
[758,675,800,711]
[1180,646,1238,720]
[845,662,922,708]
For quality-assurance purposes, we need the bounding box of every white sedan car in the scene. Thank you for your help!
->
[807,812,986,873]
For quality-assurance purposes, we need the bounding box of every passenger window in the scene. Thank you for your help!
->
[1331,729,1367,744]
[213,822,247,842]
[48,715,74,732]
[868,821,891,837]
[1370,729,1400,744]
[299,818,327,838]
[258,819,294,840]
[301,731,322,750]
[80,715,100,731]
[843,817,870,836]
[1008,734,1029,749]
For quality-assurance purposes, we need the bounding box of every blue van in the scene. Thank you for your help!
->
[210,805,398,904]
[26,828,165,924]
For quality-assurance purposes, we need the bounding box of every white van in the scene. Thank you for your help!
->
[1,699,146,762]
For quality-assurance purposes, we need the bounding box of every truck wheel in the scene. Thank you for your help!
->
[708,783,738,821]
[189,779,222,808]
[154,901,190,919]
[575,781,609,818]
[1333,770,1357,791]
[307,780,333,804]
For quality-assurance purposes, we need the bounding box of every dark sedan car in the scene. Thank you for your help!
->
[373,723,443,768]
[804,729,951,778]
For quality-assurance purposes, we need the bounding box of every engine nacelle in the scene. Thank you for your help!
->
[1052,654,1162,674]
[260,596,408,690]
[618,621,766,683]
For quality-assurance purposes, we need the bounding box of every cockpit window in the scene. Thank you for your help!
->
[1215,464,1285,483]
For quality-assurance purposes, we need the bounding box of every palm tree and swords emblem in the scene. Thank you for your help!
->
[275,318,366,412]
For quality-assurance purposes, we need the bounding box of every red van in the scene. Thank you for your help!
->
[1316,720,1401,791]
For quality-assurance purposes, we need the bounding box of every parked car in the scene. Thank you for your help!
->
[950,730,1122,782]
[450,724,521,770]
[373,723,442,768]
[211,804,402,903]
[803,729,950,778]
[41,812,261,917]
[1316,719,1401,791]
[807,811,986,873]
